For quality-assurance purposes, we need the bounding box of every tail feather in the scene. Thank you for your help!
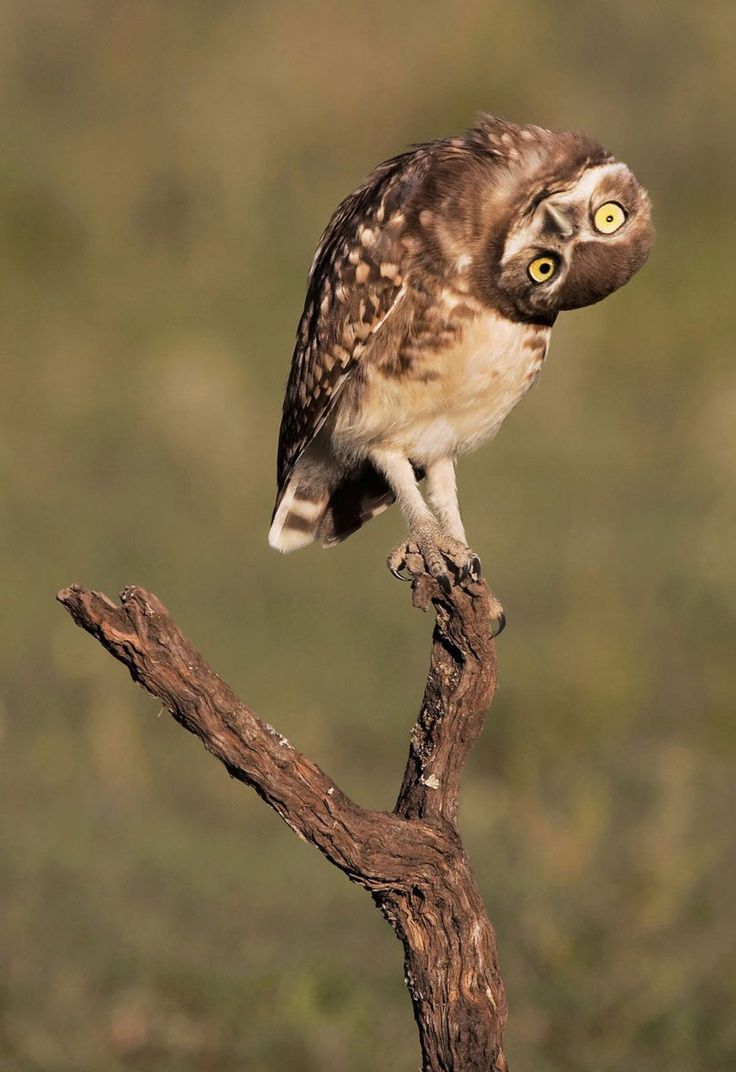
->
[268,481,329,553]
[318,463,394,546]
[268,461,394,553]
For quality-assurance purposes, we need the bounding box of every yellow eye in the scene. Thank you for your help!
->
[593,201,626,234]
[528,255,558,284]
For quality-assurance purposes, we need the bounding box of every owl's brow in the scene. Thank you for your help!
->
[595,171,638,206]
[527,188,551,213]
[526,182,571,215]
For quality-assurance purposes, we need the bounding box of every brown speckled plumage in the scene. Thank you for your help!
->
[270,115,653,565]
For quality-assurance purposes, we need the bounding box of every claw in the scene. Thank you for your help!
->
[457,554,482,583]
[389,563,413,582]
[437,572,452,596]
[387,548,413,582]
[491,609,506,637]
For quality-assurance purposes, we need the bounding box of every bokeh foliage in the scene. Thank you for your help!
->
[1,2,735,1070]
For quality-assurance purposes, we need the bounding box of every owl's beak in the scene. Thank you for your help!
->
[544,201,576,239]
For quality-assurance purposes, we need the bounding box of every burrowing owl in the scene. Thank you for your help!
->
[269,115,653,593]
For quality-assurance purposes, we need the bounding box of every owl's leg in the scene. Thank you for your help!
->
[424,458,466,541]
[424,458,481,580]
[370,449,473,591]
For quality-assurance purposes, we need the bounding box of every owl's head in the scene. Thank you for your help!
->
[472,119,654,321]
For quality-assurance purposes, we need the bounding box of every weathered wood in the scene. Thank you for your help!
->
[57,561,508,1071]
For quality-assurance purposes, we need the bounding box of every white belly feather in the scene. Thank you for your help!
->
[335,310,550,467]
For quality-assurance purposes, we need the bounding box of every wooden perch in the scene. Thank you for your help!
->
[57,556,508,1072]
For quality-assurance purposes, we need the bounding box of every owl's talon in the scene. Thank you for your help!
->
[389,562,412,582]
[491,608,506,637]
[457,554,481,582]
[433,537,481,585]
[388,532,451,588]
[436,572,452,596]
[388,530,480,594]
[387,546,411,581]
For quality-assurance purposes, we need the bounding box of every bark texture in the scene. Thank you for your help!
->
[57,555,508,1071]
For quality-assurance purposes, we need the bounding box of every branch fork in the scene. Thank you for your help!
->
[58,561,508,1071]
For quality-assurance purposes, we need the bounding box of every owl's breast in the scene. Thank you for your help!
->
[437,309,550,454]
[334,300,551,466]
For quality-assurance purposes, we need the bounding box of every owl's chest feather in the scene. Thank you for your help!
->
[339,306,550,465]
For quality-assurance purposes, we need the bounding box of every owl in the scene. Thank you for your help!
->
[269,115,653,592]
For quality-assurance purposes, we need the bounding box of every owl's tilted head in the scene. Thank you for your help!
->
[471,118,653,320]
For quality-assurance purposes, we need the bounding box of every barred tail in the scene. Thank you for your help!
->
[268,479,329,553]
[268,461,394,553]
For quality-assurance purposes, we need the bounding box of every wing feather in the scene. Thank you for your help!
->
[274,149,427,497]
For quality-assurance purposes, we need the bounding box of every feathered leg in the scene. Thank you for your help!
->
[370,449,480,589]
[425,458,482,578]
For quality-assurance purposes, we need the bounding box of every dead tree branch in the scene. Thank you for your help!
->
[57,559,508,1071]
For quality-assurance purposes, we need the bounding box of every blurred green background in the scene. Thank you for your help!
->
[1,2,735,1070]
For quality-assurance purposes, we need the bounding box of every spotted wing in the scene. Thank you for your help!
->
[275,150,427,496]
